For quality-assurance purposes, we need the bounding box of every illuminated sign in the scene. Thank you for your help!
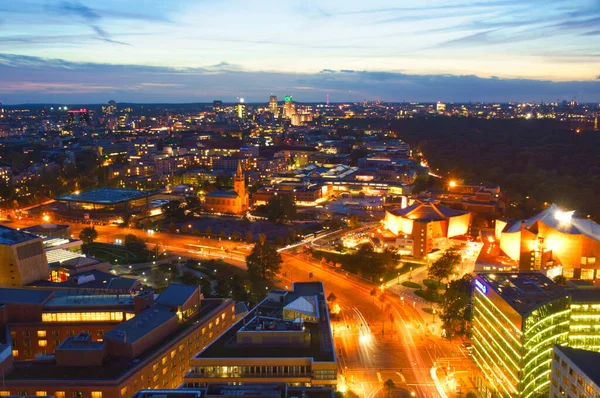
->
[475,279,487,294]
[284,95,292,103]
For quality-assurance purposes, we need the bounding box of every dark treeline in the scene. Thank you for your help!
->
[345,117,600,220]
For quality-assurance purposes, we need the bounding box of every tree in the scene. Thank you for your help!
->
[554,275,568,285]
[428,248,462,285]
[205,226,212,238]
[79,226,98,244]
[124,234,146,252]
[265,195,297,223]
[440,274,474,339]
[383,379,396,398]
[246,241,283,280]
[232,231,240,241]
[245,231,254,243]
[327,292,337,303]
[162,200,185,222]
[178,270,201,286]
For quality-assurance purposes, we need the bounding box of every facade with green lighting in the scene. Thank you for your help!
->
[473,273,571,398]
[568,290,600,351]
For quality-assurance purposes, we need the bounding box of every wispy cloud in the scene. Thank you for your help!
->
[0,55,599,104]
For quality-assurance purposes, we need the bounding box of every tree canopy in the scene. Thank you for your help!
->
[162,200,185,222]
[79,226,98,244]
[440,274,474,339]
[428,248,462,284]
[246,241,283,280]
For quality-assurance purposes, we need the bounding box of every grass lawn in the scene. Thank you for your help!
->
[415,289,443,303]
[402,281,421,289]
[423,279,447,290]
[397,262,424,275]
[84,243,151,264]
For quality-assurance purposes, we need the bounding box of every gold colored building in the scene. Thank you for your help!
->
[0,225,49,287]
[184,282,337,390]
[498,204,600,278]
[203,163,249,214]
[383,200,471,258]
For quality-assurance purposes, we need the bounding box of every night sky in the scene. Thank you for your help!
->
[1,0,600,104]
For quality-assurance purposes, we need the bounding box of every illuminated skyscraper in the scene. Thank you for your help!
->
[472,273,570,398]
[269,95,278,117]
[283,95,295,119]
[235,98,247,119]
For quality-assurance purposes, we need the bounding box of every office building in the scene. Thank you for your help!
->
[269,95,278,117]
[235,100,247,119]
[383,200,471,257]
[183,282,337,390]
[0,225,49,287]
[283,96,295,119]
[496,204,600,277]
[472,273,571,398]
[0,284,234,398]
[550,345,600,398]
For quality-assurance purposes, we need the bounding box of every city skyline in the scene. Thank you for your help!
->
[1,0,600,104]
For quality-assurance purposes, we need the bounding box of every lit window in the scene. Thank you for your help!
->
[12,350,18,357]
[0,392,9,397]
[37,331,46,338]
[38,340,47,347]
[35,392,47,397]
[91,392,102,398]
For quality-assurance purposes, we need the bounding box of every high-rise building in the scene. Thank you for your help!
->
[235,99,247,119]
[183,282,337,390]
[269,95,278,117]
[283,95,295,119]
[472,272,571,398]
[437,102,446,113]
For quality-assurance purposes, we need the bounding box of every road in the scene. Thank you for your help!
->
[4,217,475,397]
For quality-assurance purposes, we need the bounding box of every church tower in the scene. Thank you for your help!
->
[234,162,248,211]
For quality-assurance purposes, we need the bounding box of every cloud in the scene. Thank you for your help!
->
[0,55,599,104]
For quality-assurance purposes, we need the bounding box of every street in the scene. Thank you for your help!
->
[4,217,476,397]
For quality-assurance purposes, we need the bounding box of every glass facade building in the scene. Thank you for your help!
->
[473,273,571,398]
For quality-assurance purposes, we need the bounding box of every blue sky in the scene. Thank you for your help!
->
[0,0,599,104]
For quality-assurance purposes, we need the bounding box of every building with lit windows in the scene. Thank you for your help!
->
[0,284,234,398]
[383,200,471,258]
[269,95,279,117]
[0,225,49,287]
[235,100,247,119]
[55,189,159,223]
[496,204,600,278]
[550,345,600,398]
[183,282,337,390]
[472,273,571,398]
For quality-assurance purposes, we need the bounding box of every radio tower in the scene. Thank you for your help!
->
[326,94,330,106]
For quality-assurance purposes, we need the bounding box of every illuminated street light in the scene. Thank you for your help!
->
[448,180,457,188]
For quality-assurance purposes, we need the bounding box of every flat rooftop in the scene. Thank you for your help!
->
[45,293,135,309]
[0,288,54,305]
[0,225,40,245]
[476,272,567,315]
[59,334,105,351]
[6,300,227,381]
[56,188,156,204]
[196,283,334,362]
[104,306,176,344]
